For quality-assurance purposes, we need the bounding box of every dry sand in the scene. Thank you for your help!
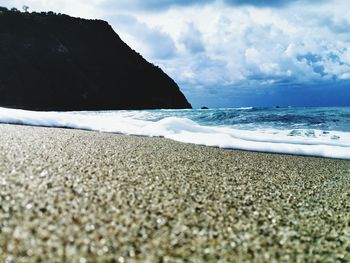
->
[0,124,349,262]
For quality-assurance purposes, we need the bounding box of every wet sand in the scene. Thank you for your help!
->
[0,124,349,262]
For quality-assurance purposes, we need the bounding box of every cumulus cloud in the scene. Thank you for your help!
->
[1,0,349,107]
[111,15,177,59]
[128,1,349,106]
[179,23,205,54]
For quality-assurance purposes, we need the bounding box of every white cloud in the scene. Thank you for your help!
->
[339,73,350,80]
[2,0,349,106]
[245,48,260,65]
[179,23,205,54]
[111,15,177,59]
[342,49,350,65]
[128,0,350,88]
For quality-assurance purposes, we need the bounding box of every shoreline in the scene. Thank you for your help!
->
[1,106,350,160]
[1,122,348,161]
[0,124,349,262]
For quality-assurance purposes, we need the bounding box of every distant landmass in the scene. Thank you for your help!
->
[0,7,191,110]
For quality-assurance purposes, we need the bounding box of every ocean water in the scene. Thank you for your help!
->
[1,106,350,160]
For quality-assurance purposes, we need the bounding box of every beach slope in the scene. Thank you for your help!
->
[0,124,349,262]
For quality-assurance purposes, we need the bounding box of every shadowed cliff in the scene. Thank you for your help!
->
[0,7,192,110]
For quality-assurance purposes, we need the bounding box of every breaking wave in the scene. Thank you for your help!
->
[1,107,350,160]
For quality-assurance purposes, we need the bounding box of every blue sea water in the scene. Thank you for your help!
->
[1,106,350,159]
[128,107,350,132]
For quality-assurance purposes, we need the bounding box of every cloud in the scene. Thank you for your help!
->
[101,0,329,11]
[111,15,177,59]
[1,0,349,107]
[103,0,212,11]
[223,0,328,7]
[317,15,350,34]
[179,23,205,53]
[224,0,288,7]
[129,0,350,107]
[1,0,334,15]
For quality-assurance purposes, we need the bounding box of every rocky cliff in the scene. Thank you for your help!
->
[0,7,191,110]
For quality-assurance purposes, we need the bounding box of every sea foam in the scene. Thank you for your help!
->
[0,107,349,160]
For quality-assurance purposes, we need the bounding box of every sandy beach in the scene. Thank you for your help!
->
[0,124,349,262]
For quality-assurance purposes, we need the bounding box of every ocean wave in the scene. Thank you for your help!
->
[216,107,254,110]
[1,107,349,160]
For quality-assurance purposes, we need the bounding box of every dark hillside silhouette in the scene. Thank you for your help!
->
[0,7,191,110]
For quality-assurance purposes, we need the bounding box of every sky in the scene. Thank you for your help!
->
[2,0,350,108]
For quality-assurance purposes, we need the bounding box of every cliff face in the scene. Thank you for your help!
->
[0,8,191,110]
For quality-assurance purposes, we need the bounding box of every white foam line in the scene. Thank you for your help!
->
[1,107,349,160]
